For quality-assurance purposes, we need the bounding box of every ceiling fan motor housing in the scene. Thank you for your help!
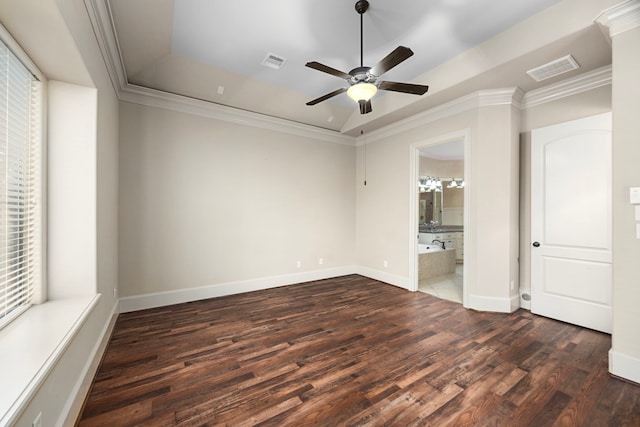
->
[349,66,376,86]
[355,0,369,14]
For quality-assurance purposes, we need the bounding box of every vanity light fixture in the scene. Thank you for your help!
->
[419,176,443,192]
[446,178,465,189]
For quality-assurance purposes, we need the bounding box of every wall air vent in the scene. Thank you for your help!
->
[526,55,580,82]
[261,53,287,70]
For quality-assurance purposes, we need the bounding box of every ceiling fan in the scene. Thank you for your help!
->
[306,0,429,114]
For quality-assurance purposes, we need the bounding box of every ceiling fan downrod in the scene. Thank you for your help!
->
[355,0,369,67]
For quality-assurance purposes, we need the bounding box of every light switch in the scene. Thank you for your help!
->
[630,187,640,204]
[636,206,640,221]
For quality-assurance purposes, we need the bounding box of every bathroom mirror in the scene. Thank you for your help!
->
[419,141,465,228]
[419,177,464,226]
[418,189,442,225]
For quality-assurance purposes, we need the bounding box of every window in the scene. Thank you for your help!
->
[0,37,43,329]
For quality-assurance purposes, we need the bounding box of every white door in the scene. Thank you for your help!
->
[531,113,612,333]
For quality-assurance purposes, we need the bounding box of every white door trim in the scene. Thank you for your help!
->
[530,112,612,333]
[409,129,471,307]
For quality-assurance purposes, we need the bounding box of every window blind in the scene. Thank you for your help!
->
[0,39,42,329]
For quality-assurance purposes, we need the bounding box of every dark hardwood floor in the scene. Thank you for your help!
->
[77,275,640,426]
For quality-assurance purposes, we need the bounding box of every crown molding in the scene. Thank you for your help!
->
[84,0,355,146]
[521,65,612,109]
[596,0,640,37]
[356,87,523,145]
[119,84,355,146]
[84,0,127,94]
[358,63,609,145]
[84,0,613,148]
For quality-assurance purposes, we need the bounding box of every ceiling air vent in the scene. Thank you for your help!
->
[261,53,287,70]
[526,55,580,82]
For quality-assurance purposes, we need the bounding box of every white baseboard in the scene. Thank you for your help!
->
[466,293,516,313]
[520,288,532,310]
[510,294,521,312]
[59,299,119,427]
[609,349,640,385]
[355,266,410,290]
[119,266,358,313]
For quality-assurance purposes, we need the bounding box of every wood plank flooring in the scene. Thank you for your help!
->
[77,275,640,426]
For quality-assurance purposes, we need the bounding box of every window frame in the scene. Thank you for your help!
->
[0,24,46,331]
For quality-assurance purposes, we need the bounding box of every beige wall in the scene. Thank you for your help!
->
[118,102,356,297]
[610,22,640,380]
[356,110,475,283]
[356,96,520,310]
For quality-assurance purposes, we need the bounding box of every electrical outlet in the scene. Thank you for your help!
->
[296,261,301,269]
[32,412,42,427]
[383,260,388,268]
[319,258,323,265]
[510,280,515,291]
[113,288,118,298]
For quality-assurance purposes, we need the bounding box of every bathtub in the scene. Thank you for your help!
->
[418,243,446,254]
[418,244,456,280]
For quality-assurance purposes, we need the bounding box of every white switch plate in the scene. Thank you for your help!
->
[636,206,640,221]
[630,187,640,204]
[637,224,640,240]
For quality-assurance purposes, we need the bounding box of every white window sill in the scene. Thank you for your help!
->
[0,295,100,425]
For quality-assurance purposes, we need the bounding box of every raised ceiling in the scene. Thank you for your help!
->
[107,0,612,135]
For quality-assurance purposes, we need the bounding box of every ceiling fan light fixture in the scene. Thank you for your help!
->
[347,82,377,102]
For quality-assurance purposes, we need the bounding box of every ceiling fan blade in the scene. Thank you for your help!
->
[305,61,352,80]
[306,88,348,106]
[370,46,414,76]
[378,81,429,95]
[358,99,372,114]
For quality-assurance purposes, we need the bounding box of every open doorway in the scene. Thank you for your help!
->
[409,130,470,306]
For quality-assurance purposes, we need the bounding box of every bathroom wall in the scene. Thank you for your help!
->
[419,157,463,178]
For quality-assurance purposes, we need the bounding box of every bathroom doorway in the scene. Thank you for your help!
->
[409,130,470,306]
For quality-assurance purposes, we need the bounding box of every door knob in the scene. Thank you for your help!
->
[532,242,540,247]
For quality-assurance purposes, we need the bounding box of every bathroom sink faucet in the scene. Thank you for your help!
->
[432,239,445,249]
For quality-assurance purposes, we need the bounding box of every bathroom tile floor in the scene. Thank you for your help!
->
[418,264,463,303]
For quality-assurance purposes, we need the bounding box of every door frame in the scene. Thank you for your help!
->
[530,112,612,333]
[409,129,471,307]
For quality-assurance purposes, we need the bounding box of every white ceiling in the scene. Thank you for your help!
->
[108,0,612,135]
